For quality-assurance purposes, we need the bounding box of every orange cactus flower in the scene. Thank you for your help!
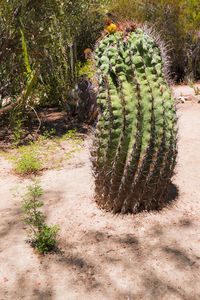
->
[84,48,91,54]
[106,23,117,34]
[84,48,92,59]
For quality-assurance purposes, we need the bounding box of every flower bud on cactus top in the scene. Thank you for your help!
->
[91,25,177,214]
[106,23,117,34]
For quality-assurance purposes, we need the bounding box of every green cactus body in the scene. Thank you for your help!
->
[92,28,177,213]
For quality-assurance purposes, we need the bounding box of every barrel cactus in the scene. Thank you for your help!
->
[91,24,177,214]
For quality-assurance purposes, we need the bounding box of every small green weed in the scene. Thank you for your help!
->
[14,179,60,254]
[194,86,200,96]
[9,108,29,146]
[15,151,41,174]
[1,128,82,175]
[77,58,96,79]
[34,225,60,254]
[188,81,200,96]
[11,118,24,146]
[42,128,56,139]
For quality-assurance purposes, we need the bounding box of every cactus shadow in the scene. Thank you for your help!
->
[148,182,179,213]
[164,182,179,206]
[133,182,179,214]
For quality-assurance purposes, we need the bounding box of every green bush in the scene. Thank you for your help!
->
[34,225,60,254]
[15,151,41,174]
[77,58,96,79]
[16,179,60,254]
[1,128,82,175]
[0,0,108,111]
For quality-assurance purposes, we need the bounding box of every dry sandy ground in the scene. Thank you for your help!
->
[0,86,200,300]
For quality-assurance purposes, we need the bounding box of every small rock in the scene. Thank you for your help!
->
[177,96,186,103]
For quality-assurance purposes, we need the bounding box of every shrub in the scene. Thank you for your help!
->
[2,128,82,175]
[34,225,60,254]
[16,179,60,254]
[15,151,41,174]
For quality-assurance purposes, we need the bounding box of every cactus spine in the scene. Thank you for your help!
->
[91,27,177,213]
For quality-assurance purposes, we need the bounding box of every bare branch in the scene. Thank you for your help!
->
[0,89,25,116]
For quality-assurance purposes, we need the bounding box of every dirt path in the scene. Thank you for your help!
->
[0,91,200,299]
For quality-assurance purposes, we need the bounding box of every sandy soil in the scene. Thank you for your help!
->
[0,85,200,300]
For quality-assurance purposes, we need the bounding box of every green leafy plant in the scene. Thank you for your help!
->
[1,129,82,175]
[15,151,41,174]
[0,0,108,115]
[16,179,60,254]
[8,108,27,146]
[11,117,24,146]
[194,86,200,96]
[42,128,56,139]
[34,225,60,254]
[188,81,200,95]
[5,18,38,146]
[192,85,200,96]
[77,58,96,79]
[60,129,82,143]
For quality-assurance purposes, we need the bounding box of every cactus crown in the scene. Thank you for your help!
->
[91,25,177,214]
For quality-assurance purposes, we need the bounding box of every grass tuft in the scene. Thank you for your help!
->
[1,129,82,175]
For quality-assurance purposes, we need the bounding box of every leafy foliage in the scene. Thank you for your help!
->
[15,151,41,174]
[15,179,60,254]
[34,225,60,254]
[1,129,82,175]
[1,0,200,135]
[77,58,96,79]
[0,0,108,111]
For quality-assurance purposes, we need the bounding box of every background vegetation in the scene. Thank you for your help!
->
[110,0,200,81]
[0,0,108,109]
[0,0,200,133]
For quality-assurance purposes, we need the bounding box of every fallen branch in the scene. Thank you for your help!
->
[0,89,25,116]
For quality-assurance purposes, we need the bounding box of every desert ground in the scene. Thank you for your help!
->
[0,84,200,300]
